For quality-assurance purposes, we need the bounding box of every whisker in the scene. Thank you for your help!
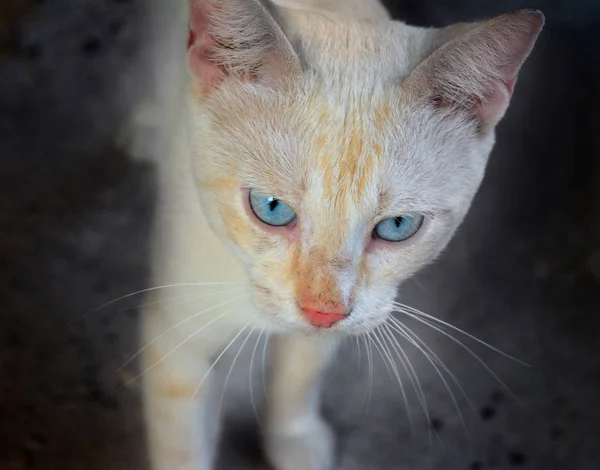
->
[193,324,251,399]
[394,301,529,367]
[373,327,414,432]
[120,309,233,389]
[354,334,362,375]
[367,330,392,379]
[362,333,374,417]
[261,329,270,401]
[249,329,264,429]
[396,307,521,404]
[388,316,463,385]
[381,323,429,414]
[117,298,238,373]
[217,327,254,421]
[386,316,469,436]
[380,323,429,437]
[113,286,244,314]
[83,281,243,320]
[410,277,430,297]
[367,330,389,377]
[388,315,475,413]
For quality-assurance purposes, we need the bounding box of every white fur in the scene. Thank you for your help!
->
[131,0,543,469]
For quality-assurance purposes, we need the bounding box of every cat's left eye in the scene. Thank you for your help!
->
[249,190,297,227]
[374,215,424,242]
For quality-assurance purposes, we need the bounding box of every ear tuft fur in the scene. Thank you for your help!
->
[188,0,301,94]
[409,8,544,129]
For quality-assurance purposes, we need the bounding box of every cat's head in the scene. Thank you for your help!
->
[186,0,543,335]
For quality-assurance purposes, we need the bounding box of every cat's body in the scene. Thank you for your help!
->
[139,0,543,469]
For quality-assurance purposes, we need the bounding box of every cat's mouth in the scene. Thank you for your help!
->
[250,283,349,332]
[249,284,389,336]
[298,305,349,329]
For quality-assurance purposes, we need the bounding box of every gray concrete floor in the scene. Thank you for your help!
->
[1,1,599,469]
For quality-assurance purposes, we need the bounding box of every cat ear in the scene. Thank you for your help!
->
[187,0,302,94]
[408,9,544,130]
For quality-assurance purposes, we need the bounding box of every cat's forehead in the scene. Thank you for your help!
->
[300,93,477,214]
[285,13,435,86]
[203,17,483,215]
[207,81,478,218]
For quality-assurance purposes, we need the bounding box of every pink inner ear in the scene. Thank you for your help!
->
[187,3,225,92]
[504,78,516,96]
[425,10,543,129]
[475,78,515,128]
[187,29,196,49]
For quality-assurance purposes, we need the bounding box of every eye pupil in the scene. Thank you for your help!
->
[374,214,424,242]
[249,190,296,227]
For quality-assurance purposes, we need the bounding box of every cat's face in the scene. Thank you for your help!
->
[186,0,543,335]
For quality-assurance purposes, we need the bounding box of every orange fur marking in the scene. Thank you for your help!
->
[345,131,367,202]
[198,178,239,190]
[281,242,301,286]
[347,131,364,166]
[155,381,200,399]
[373,101,392,130]
[318,146,336,200]
[373,142,384,158]
[295,248,346,313]
[310,99,384,209]
[219,203,255,245]
[356,151,374,197]
[315,134,328,151]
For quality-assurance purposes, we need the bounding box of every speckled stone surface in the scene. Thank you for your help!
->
[0,1,599,469]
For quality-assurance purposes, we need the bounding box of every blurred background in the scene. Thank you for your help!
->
[0,0,598,469]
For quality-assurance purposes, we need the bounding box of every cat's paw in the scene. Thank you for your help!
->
[263,416,335,470]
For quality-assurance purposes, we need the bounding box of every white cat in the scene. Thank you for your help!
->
[135,0,544,468]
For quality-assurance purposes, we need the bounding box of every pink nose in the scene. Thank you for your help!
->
[301,308,346,328]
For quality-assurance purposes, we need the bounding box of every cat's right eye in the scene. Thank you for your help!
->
[249,190,297,227]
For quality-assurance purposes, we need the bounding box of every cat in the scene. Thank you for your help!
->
[138,0,544,469]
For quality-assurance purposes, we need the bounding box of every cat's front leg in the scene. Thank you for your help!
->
[264,335,339,470]
[142,319,216,470]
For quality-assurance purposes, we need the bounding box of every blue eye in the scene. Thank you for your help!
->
[249,190,297,227]
[374,215,423,242]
